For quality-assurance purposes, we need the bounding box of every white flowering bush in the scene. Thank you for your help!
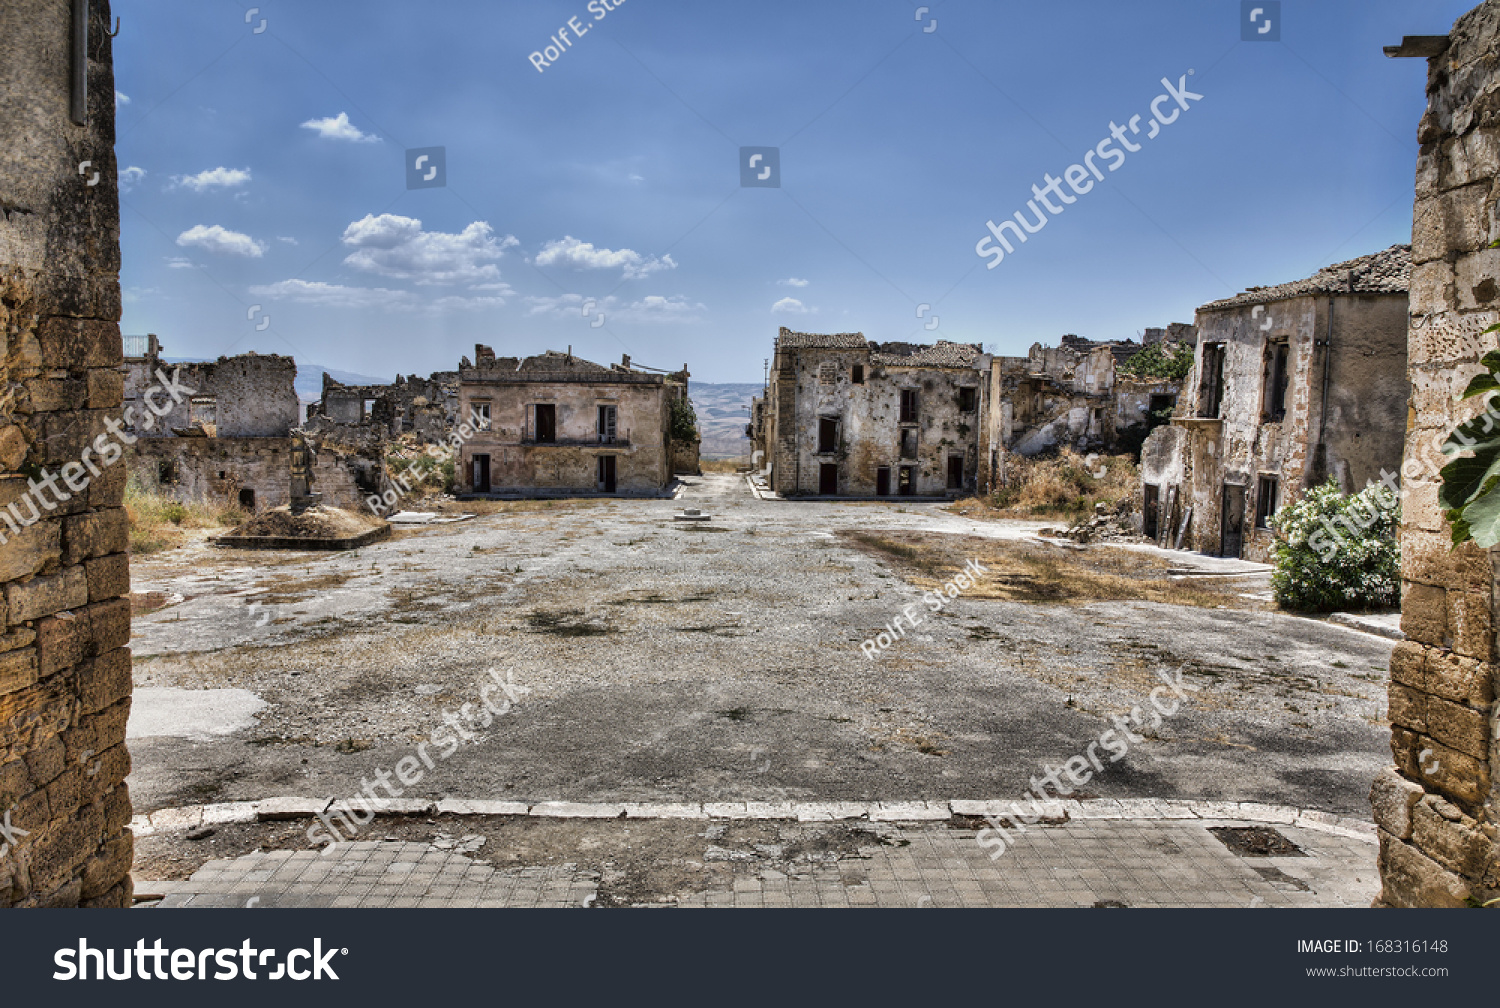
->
[1268,478,1399,611]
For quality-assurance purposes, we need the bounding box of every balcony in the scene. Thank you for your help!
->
[520,436,631,447]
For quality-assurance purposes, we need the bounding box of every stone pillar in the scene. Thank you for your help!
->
[1376,0,1500,907]
[0,0,134,907]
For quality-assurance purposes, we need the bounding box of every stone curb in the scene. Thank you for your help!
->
[128,797,1378,841]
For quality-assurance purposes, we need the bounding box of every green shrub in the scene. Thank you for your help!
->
[1118,342,1195,380]
[1269,478,1399,611]
[669,396,698,441]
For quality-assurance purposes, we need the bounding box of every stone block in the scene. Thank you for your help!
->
[148,806,202,830]
[103,786,132,834]
[62,509,127,565]
[1392,727,1490,806]
[621,803,708,819]
[1387,682,1428,733]
[200,802,257,825]
[252,796,329,821]
[1424,695,1489,760]
[1370,767,1425,840]
[33,318,121,369]
[432,799,529,816]
[1455,248,1500,310]
[1388,641,1426,690]
[24,376,87,414]
[4,566,87,623]
[91,744,130,791]
[36,410,108,471]
[1425,649,1494,706]
[1447,590,1492,660]
[83,553,128,603]
[793,802,871,821]
[1377,830,1472,907]
[0,648,37,696]
[80,833,134,900]
[0,517,61,584]
[528,802,625,818]
[1407,258,1454,317]
[85,368,123,410]
[45,766,82,819]
[86,697,130,753]
[22,733,65,788]
[13,788,50,834]
[1411,797,1490,877]
[870,801,949,821]
[77,647,130,713]
[86,463,126,510]
[0,759,28,806]
[1401,583,1448,647]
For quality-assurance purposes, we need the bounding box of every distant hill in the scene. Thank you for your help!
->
[689,381,760,459]
[162,357,389,403]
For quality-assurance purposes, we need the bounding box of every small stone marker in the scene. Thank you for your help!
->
[674,508,711,521]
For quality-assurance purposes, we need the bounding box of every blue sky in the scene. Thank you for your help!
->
[114,0,1466,383]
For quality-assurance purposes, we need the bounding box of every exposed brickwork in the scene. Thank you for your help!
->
[0,0,132,907]
[1376,0,1500,907]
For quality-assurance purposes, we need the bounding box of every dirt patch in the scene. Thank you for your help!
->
[247,572,354,605]
[840,531,1249,610]
[527,608,614,636]
[1209,825,1307,857]
[226,505,387,540]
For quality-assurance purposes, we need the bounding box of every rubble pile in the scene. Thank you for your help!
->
[1065,499,1148,544]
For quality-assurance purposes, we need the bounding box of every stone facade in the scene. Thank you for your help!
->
[757,329,984,498]
[1375,1,1500,908]
[1137,246,1410,561]
[455,347,688,497]
[0,0,134,907]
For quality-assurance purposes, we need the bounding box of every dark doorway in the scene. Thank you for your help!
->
[597,455,616,493]
[1198,344,1225,418]
[238,489,255,510]
[819,463,838,495]
[876,466,891,496]
[472,453,491,493]
[1143,484,1160,540]
[898,465,915,496]
[1221,483,1246,557]
[534,404,556,443]
[946,456,964,490]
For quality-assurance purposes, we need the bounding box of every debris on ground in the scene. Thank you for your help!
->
[1064,499,1149,544]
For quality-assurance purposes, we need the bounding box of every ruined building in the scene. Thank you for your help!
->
[121,337,386,511]
[755,329,984,497]
[311,370,457,443]
[456,346,694,496]
[1136,245,1410,560]
[975,330,1190,493]
[1375,6,1499,909]
[0,0,134,907]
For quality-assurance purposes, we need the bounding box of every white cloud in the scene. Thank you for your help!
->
[524,292,703,323]
[772,297,814,314]
[299,111,380,143]
[249,279,415,310]
[533,236,677,281]
[777,277,810,287]
[341,213,517,286]
[172,166,252,191]
[175,224,266,257]
[115,91,129,106]
[165,256,195,269]
[277,236,298,245]
[119,166,146,193]
[247,279,508,313]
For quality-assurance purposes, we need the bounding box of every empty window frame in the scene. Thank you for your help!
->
[958,387,977,412]
[1198,343,1226,418]
[597,404,617,443]
[818,362,837,384]
[532,403,556,442]
[470,402,492,431]
[899,427,918,459]
[818,416,839,454]
[1255,474,1279,529]
[1262,340,1289,422]
[852,364,865,385]
[900,388,919,423]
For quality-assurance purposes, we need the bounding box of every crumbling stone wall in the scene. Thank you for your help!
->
[1374,0,1500,907]
[0,0,134,907]
[124,345,297,437]
[126,436,378,512]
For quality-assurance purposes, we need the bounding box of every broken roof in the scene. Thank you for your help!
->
[870,340,983,367]
[515,350,612,373]
[1201,244,1411,310]
[776,327,868,349]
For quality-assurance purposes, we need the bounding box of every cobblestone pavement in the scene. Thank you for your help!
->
[143,817,1377,909]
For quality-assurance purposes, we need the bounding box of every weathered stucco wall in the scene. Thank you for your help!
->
[1376,0,1500,908]
[0,0,135,907]
[457,374,675,495]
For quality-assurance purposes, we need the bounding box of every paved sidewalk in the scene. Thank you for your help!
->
[137,801,1378,909]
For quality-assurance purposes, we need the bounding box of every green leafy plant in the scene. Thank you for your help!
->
[1118,342,1195,380]
[1438,338,1500,546]
[669,396,698,441]
[1269,478,1399,611]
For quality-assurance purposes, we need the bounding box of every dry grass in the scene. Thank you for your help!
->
[841,530,1246,610]
[125,480,242,555]
[698,458,748,473]
[948,449,1137,521]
